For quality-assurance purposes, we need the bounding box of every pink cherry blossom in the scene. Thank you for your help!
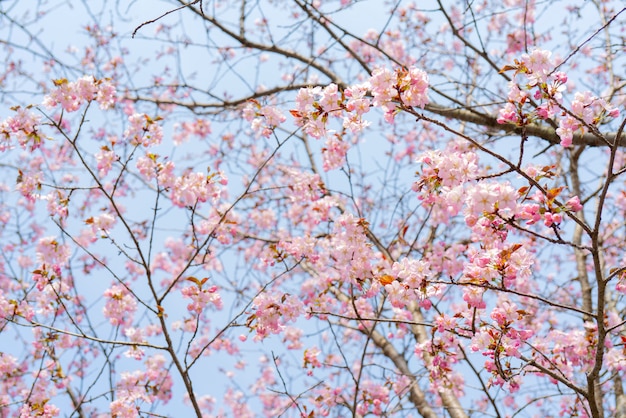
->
[103,284,137,328]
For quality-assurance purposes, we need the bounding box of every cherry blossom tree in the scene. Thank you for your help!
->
[0,0,625,416]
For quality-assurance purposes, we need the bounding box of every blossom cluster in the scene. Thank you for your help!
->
[102,284,138,328]
[110,355,173,418]
[556,91,620,147]
[413,141,480,223]
[169,170,225,208]
[285,66,429,171]
[416,145,479,190]
[247,292,304,341]
[498,49,620,147]
[135,153,227,208]
[19,402,60,418]
[355,380,391,416]
[370,66,429,121]
[181,279,223,314]
[242,99,286,138]
[326,213,377,286]
[0,107,43,151]
[415,140,585,234]
[124,113,163,147]
[384,258,434,309]
[530,325,597,382]
[43,76,116,112]
[94,145,118,177]
[36,236,71,266]
[1,76,116,152]
[291,66,428,140]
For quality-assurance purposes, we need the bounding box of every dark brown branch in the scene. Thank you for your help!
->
[424,103,626,147]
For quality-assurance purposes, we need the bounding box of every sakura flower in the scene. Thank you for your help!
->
[521,49,553,85]
[95,79,117,109]
[303,346,322,369]
[497,102,521,125]
[95,146,117,177]
[242,100,286,138]
[398,67,429,108]
[322,135,350,171]
[124,113,163,147]
[102,284,137,328]
[36,236,71,265]
[181,283,223,314]
[0,107,44,151]
[565,196,583,212]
